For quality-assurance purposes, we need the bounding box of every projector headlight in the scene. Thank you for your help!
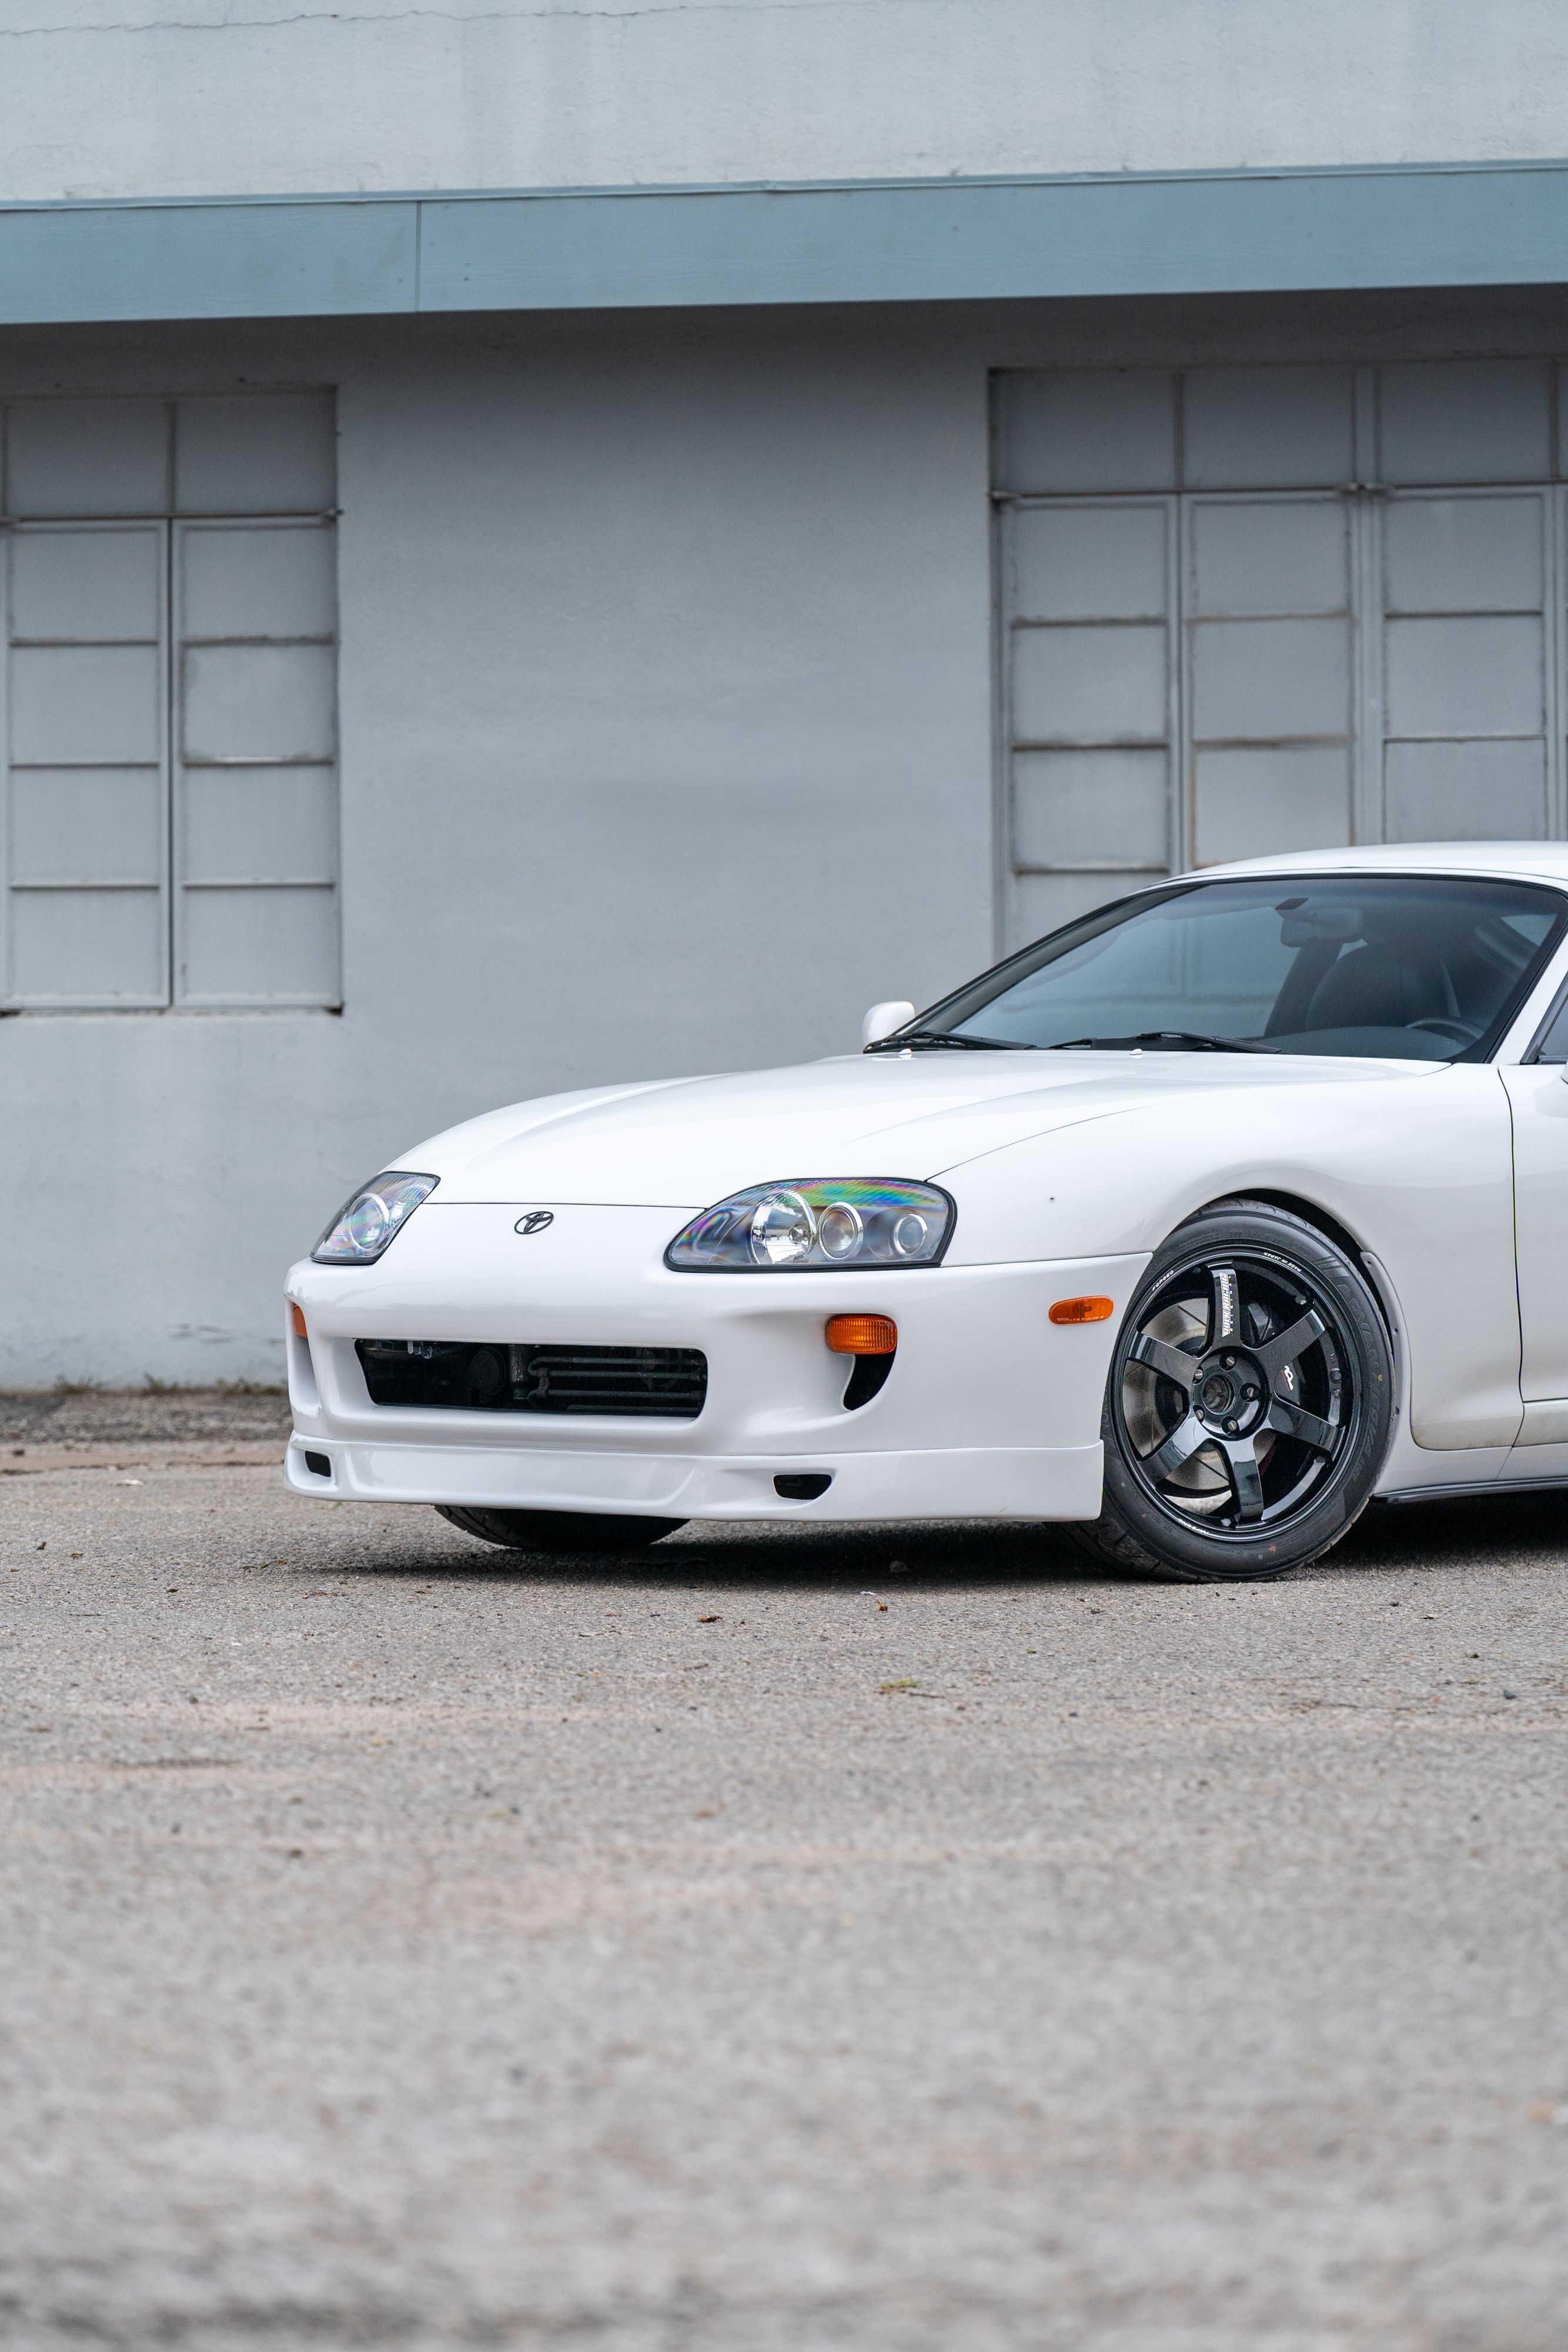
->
[312,1171,438,1265]
[666,1178,954,1271]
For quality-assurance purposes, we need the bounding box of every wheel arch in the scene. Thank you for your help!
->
[1185,1188,1372,1278]
[1178,1187,1402,1361]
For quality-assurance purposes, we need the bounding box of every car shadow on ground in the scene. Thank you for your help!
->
[313,1485,1568,1595]
[1326,1485,1568,1574]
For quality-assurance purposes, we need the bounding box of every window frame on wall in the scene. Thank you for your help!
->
[0,390,341,1013]
[990,360,1568,954]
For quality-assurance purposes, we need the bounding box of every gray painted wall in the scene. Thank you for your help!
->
[0,311,992,1385]
[9,288,1568,1385]
[4,1,1568,203]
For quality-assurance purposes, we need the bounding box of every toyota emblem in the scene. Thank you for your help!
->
[514,1210,555,1236]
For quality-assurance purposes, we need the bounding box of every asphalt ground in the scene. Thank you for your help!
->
[0,1384,289,1471]
[2,1429,1567,2351]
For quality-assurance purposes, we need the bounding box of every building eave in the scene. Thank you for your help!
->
[4,159,1568,328]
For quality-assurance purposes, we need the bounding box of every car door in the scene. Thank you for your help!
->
[1500,988,1568,1437]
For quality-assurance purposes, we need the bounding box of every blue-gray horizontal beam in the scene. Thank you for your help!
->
[4,162,1568,327]
[0,198,417,324]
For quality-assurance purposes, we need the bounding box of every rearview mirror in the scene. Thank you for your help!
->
[1279,906,1362,946]
[862,1000,915,1048]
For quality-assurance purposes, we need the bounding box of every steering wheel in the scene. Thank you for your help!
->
[1406,1016,1482,1045]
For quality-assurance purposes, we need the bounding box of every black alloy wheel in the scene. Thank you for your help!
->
[436,1506,687,1555]
[1071,1201,1393,1582]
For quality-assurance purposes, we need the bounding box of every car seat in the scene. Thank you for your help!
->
[1303,943,1459,1032]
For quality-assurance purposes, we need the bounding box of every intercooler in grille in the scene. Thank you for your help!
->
[356,1339,707,1419]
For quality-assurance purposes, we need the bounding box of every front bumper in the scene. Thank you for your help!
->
[283,1204,1144,1525]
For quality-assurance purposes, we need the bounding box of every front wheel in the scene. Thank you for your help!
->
[436,1506,686,1555]
[1070,1202,1393,1582]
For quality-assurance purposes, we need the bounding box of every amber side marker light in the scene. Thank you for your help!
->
[1049,1295,1114,1326]
[290,1303,308,1338]
[825,1313,898,1355]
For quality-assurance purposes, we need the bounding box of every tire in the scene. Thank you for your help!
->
[436,1505,686,1556]
[1069,1201,1393,1582]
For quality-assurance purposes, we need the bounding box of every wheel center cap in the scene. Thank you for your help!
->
[1195,1350,1265,1434]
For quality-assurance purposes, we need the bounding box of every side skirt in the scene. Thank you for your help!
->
[1379,1475,1568,1506]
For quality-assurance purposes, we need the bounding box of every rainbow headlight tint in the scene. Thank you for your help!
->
[666,1178,954,1271]
[313,1171,439,1265]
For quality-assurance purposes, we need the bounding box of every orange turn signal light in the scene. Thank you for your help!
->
[1049,1294,1114,1326]
[290,1302,307,1338]
[825,1313,898,1356]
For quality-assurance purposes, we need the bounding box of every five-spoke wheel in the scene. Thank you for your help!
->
[1074,1201,1393,1580]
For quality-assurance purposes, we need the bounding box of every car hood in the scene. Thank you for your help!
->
[405,1051,1433,1208]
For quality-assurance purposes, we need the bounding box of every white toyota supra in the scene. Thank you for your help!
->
[284,843,1568,1581]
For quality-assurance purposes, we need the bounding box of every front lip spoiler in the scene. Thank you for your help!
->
[284,1432,1106,1523]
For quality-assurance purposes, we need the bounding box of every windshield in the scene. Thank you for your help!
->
[898,875,1566,1061]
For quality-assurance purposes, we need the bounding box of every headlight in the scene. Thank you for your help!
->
[666,1178,954,1271]
[312,1171,438,1265]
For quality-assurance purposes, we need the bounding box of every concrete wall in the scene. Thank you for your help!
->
[4,1,1567,204]
[0,310,993,1385]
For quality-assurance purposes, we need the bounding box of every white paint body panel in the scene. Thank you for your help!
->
[282,844,1568,1522]
[1499,1063,1568,1411]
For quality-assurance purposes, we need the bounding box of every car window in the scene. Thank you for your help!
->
[914,875,1567,1061]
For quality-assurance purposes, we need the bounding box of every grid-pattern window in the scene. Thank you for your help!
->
[992,359,1568,950]
[1,393,339,1008]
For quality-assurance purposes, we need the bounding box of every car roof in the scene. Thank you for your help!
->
[1176,840,1568,889]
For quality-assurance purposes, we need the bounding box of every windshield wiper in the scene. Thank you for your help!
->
[1044,1030,1276,1055]
[864,1028,1037,1053]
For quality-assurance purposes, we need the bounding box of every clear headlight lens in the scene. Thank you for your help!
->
[750,1188,817,1265]
[312,1171,439,1264]
[666,1178,954,1271]
[817,1200,864,1261]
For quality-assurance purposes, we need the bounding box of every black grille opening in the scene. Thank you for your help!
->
[775,1472,833,1501]
[356,1339,707,1419]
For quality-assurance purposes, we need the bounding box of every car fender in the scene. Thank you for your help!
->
[932,1064,1520,1452]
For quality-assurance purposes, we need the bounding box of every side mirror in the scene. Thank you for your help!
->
[862,999,915,1048]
